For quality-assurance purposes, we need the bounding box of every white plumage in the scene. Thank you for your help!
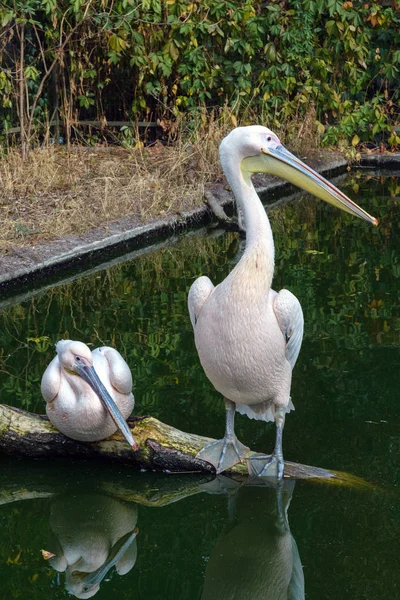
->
[42,340,135,445]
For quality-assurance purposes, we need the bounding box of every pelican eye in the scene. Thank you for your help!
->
[267,136,272,141]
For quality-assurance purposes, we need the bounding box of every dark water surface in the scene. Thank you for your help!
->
[0,171,399,599]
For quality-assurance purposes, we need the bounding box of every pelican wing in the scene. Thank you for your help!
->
[93,347,133,395]
[273,289,304,370]
[41,357,62,403]
[188,276,215,328]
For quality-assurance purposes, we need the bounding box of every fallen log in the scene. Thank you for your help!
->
[0,404,370,487]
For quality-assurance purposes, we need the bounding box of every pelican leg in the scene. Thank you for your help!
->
[196,399,250,473]
[274,479,291,535]
[247,406,286,480]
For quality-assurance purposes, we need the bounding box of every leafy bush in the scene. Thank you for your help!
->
[0,0,399,149]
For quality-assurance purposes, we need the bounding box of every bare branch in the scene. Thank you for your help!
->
[32,22,48,74]
[26,0,95,141]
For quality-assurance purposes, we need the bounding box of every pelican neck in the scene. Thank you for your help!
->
[223,161,275,289]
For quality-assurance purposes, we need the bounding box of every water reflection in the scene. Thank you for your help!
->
[201,479,304,600]
[44,474,303,600]
[0,457,397,600]
[39,469,305,599]
[47,494,138,598]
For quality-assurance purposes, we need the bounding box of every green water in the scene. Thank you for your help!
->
[0,171,399,599]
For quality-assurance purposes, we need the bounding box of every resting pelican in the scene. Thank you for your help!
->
[41,340,136,448]
[189,125,378,478]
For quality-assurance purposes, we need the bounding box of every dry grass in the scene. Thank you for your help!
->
[0,114,232,254]
[0,108,325,255]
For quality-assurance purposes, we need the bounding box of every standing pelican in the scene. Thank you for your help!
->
[189,125,378,478]
[41,340,136,448]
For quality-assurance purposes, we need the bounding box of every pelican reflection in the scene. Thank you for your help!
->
[201,480,304,600]
[47,493,138,599]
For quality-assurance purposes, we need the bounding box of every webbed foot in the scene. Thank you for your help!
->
[196,436,250,473]
[247,452,284,480]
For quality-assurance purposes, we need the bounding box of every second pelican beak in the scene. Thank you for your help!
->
[75,361,137,450]
[80,528,139,593]
[261,144,378,226]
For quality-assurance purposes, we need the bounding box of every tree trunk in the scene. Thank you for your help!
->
[17,22,27,159]
[0,404,369,487]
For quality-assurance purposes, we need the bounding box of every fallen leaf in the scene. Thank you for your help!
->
[41,549,56,560]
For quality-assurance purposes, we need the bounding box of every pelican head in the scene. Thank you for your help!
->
[220,125,378,226]
[56,340,94,372]
[55,340,136,449]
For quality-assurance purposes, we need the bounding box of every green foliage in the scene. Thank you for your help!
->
[0,0,399,146]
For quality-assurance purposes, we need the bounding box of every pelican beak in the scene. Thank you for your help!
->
[80,528,139,593]
[75,362,137,450]
[261,145,378,226]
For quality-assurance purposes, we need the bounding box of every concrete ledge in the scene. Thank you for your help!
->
[0,207,209,290]
[359,153,400,168]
